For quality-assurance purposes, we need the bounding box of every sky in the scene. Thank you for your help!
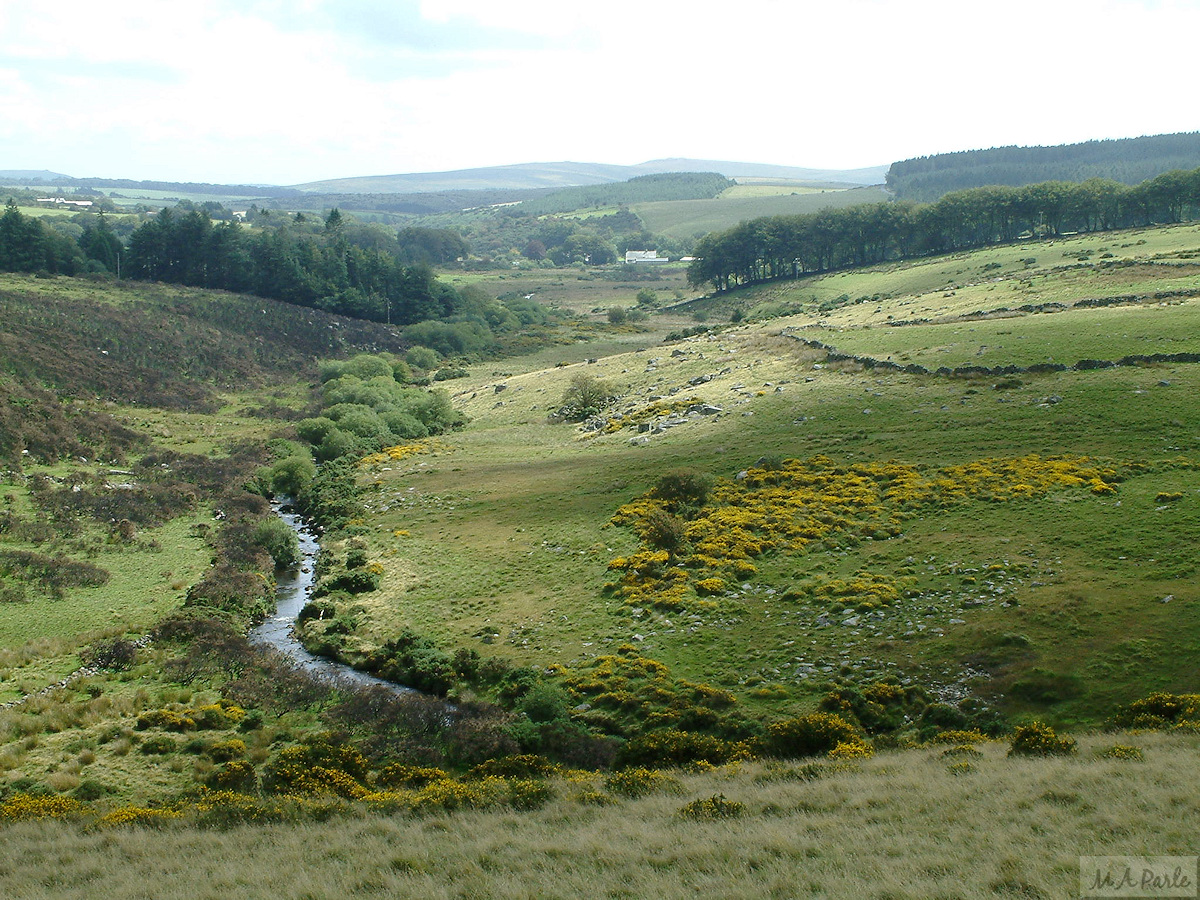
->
[1,0,1197,186]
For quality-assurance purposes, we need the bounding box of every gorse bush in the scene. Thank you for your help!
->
[1100,745,1145,761]
[604,767,682,798]
[678,794,746,820]
[758,713,860,759]
[1109,692,1200,729]
[1007,721,1077,757]
[615,729,746,769]
[608,453,1120,610]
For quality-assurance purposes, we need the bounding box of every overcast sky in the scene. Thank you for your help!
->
[1,0,1196,185]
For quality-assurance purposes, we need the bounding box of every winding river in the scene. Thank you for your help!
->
[249,505,417,696]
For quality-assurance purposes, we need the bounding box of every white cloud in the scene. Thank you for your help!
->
[0,0,1194,183]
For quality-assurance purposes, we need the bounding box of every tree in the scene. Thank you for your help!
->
[558,372,617,420]
[324,207,344,235]
[79,212,123,273]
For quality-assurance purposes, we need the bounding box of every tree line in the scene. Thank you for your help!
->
[687,167,1200,293]
[887,132,1200,201]
[0,202,472,326]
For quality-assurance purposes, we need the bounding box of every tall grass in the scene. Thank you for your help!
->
[0,732,1194,899]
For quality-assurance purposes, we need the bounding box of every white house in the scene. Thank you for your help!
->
[624,249,670,264]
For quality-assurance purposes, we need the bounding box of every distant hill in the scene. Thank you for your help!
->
[0,169,72,182]
[292,159,888,195]
[887,132,1200,201]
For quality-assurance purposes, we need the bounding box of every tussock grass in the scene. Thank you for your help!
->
[0,732,1194,899]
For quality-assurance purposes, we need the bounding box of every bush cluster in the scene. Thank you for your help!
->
[1109,692,1200,729]
[1007,721,1077,757]
[608,453,1119,610]
[757,713,860,759]
[678,794,746,820]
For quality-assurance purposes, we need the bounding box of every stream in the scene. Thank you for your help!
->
[249,504,417,696]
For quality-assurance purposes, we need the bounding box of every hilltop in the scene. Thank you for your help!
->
[289,158,889,195]
[887,131,1200,201]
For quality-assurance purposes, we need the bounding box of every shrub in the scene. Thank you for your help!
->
[363,630,458,695]
[616,729,744,769]
[828,739,874,759]
[268,455,316,498]
[604,767,681,798]
[1109,692,1200,729]
[0,793,86,821]
[405,345,440,371]
[941,744,983,759]
[558,373,617,420]
[403,319,494,358]
[98,806,182,828]
[651,469,713,511]
[253,516,301,568]
[1007,721,1076,757]
[295,417,340,445]
[678,794,745,820]
[1100,745,1144,761]
[206,760,259,792]
[81,637,137,671]
[137,709,195,732]
[73,778,112,801]
[376,765,451,789]
[640,509,688,554]
[208,739,247,762]
[140,735,178,755]
[465,755,561,780]
[262,738,371,797]
[315,569,380,595]
[505,778,555,810]
[758,713,859,759]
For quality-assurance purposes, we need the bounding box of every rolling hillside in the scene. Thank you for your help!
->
[0,225,1197,899]
[291,158,888,195]
[887,131,1200,200]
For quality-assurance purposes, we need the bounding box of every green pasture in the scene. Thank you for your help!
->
[810,298,1200,369]
[100,187,274,206]
[631,186,890,241]
[0,512,209,645]
[439,265,702,318]
[720,182,839,198]
[715,223,1200,328]
[343,305,1200,723]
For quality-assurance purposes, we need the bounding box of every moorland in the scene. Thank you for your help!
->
[0,160,1198,899]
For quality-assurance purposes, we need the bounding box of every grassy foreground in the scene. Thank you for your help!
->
[0,731,1195,900]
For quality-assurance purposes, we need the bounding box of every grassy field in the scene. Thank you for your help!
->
[0,731,1195,899]
[320,225,1200,729]
[440,264,705,319]
[632,186,891,242]
[720,182,845,198]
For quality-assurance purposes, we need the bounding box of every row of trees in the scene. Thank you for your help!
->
[0,202,92,275]
[687,167,1200,292]
[0,203,468,326]
[121,208,461,324]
